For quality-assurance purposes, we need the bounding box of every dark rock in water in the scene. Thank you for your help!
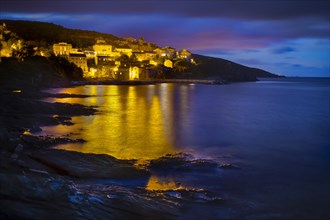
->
[30,125,42,133]
[10,153,18,160]
[0,170,180,220]
[20,134,39,145]
[162,189,222,204]
[0,128,9,143]
[45,92,94,98]
[220,163,240,169]
[0,172,77,220]
[21,134,85,148]
[29,149,149,179]
[75,184,181,219]
[14,144,24,153]
[52,115,74,125]
[149,153,219,172]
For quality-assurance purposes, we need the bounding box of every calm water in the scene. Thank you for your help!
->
[43,78,330,219]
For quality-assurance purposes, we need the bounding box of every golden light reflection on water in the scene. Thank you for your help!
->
[146,175,185,191]
[43,84,194,161]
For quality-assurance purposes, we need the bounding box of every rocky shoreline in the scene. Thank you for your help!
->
[0,87,173,219]
[0,83,225,219]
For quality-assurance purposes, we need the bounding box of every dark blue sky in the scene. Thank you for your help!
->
[1,0,329,76]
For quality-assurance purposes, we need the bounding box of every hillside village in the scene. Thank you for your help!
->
[1,21,278,82]
[1,22,194,80]
[54,39,193,80]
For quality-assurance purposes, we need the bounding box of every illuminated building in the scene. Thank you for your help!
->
[129,66,140,80]
[95,55,114,66]
[149,60,158,66]
[178,49,192,59]
[115,45,133,57]
[93,39,113,56]
[84,51,96,59]
[114,66,129,80]
[53,42,72,56]
[133,51,157,61]
[68,53,88,73]
[164,59,173,68]
[153,48,163,56]
[154,46,176,58]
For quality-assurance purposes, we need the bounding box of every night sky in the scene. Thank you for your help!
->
[1,0,329,77]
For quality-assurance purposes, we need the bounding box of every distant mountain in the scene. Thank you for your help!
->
[1,20,280,81]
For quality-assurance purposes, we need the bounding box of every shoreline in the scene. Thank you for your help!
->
[71,78,226,86]
[0,83,223,219]
[0,85,168,218]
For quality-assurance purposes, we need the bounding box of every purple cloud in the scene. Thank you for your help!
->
[1,0,329,21]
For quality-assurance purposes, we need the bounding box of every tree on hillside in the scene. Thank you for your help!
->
[49,54,83,80]
[173,59,192,73]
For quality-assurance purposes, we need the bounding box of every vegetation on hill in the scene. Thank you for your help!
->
[0,56,80,88]
[173,54,279,81]
[0,20,119,48]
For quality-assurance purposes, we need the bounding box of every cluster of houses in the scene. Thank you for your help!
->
[53,38,193,80]
[1,23,51,59]
[0,23,21,59]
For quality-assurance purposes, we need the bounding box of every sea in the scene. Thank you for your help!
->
[42,77,330,219]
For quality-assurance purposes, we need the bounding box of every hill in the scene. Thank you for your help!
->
[0,56,77,89]
[190,54,278,81]
[1,20,280,81]
[1,20,119,48]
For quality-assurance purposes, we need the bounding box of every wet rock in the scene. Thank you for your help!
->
[30,125,42,133]
[29,168,49,175]
[162,189,222,204]
[0,172,77,220]
[20,134,40,146]
[150,153,219,172]
[0,128,15,152]
[30,149,149,179]
[50,102,96,116]
[53,115,73,125]
[220,163,240,169]
[15,144,24,153]
[0,128,9,142]
[21,134,85,149]
[75,184,181,219]
[10,153,18,160]
[44,93,93,98]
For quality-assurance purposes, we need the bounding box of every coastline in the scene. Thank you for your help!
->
[0,81,222,219]
[0,85,172,219]
[0,58,268,219]
[71,78,226,86]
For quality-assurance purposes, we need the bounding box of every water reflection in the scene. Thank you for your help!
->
[43,84,194,161]
[146,175,185,191]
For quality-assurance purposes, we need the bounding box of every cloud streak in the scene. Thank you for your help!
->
[2,0,329,20]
